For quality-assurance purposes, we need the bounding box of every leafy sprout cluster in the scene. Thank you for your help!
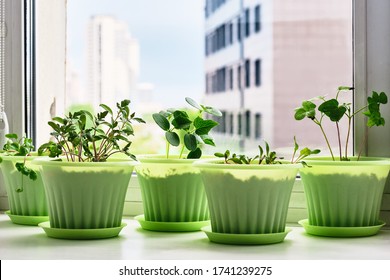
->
[294,86,387,161]
[38,100,145,162]
[152,97,222,159]
[215,138,320,165]
[0,134,37,192]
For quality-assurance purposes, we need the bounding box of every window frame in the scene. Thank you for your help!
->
[4,0,390,156]
[354,0,390,157]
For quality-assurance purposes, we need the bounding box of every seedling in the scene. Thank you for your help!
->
[215,138,320,165]
[152,97,222,159]
[294,87,387,161]
[0,134,37,192]
[38,100,145,162]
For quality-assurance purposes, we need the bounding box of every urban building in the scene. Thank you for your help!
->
[203,0,352,153]
[87,15,140,110]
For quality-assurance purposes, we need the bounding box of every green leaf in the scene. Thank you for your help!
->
[214,152,225,157]
[187,147,202,159]
[318,99,346,122]
[200,134,216,146]
[338,86,353,91]
[152,113,170,131]
[312,149,321,154]
[293,136,299,153]
[203,106,222,117]
[120,99,131,107]
[48,121,61,132]
[133,117,145,123]
[185,97,202,110]
[194,117,219,135]
[29,171,38,181]
[165,131,180,146]
[184,134,197,151]
[379,92,388,104]
[170,110,191,129]
[294,108,307,121]
[99,104,113,115]
[302,101,316,111]
[5,133,18,140]
[80,110,94,121]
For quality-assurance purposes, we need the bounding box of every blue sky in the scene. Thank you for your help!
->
[67,0,204,107]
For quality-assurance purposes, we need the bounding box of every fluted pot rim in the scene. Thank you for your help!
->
[302,156,390,166]
[0,152,41,162]
[137,154,213,164]
[193,158,302,170]
[32,156,138,167]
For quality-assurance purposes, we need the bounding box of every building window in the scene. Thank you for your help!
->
[238,113,242,135]
[245,110,251,137]
[205,35,209,56]
[229,22,233,44]
[237,17,241,41]
[229,113,234,134]
[245,59,250,88]
[229,68,233,90]
[254,5,261,32]
[255,113,261,139]
[237,65,241,89]
[221,111,226,133]
[205,74,209,94]
[255,59,261,87]
[245,8,250,37]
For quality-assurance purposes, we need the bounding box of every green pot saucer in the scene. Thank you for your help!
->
[5,210,49,226]
[38,222,127,240]
[201,226,292,245]
[298,219,386,237]
[135,215,210,232]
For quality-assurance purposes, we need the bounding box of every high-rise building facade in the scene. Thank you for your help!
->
[87,15,139,110]
[203,0,352,152]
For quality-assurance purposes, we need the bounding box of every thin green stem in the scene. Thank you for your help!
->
[345,116,352,160]
[351,105,368,118]
[336,122,342,161]
[318,123,335,161]
[179,144,185,159]
[335,90,341,100]
[291,149,297,164]
[166,140,170,159]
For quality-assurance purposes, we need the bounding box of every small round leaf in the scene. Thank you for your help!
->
[185,97,202,110]
[184,134,197,151]
[153,113,170,131]
[165,131,180,146]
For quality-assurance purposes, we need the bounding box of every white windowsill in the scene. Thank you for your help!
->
[0,214,389,260]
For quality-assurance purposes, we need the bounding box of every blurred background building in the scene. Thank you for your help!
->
[203,0,352,154]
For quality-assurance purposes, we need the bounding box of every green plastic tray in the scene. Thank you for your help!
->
[6,210,49,226]
[299,219,386,237]
[135,215,210,232]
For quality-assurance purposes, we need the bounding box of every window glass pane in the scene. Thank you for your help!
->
[56,0,353,157]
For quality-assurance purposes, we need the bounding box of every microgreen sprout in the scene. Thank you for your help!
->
[294,87,387,161]
[152,97,222,159]
[38,99,145,162]
[215,138,319,165]
[0,134,37,192]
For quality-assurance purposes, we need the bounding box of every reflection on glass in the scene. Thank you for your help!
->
[59,0,352,156]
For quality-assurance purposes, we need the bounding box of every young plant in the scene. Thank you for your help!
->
[152,97,222,159]
[215,138,319,165]
[294,87,387,161]
[38,100,145,162]
[0,134,37,192]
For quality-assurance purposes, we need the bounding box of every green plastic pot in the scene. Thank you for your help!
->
[33,158,137,229]
[194,159,300,234]
[135,155,209,223]
[299,157,390,227]
[0,155,48,218]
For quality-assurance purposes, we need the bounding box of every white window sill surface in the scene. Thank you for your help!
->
[0,214,389,260]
